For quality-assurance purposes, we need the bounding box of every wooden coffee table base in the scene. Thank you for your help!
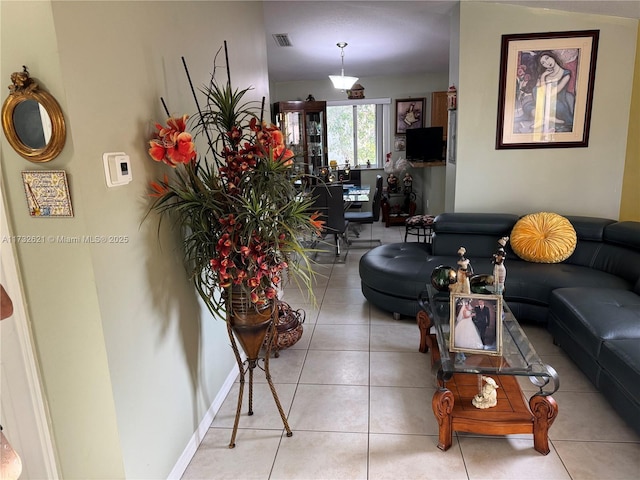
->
[432,373,558,455]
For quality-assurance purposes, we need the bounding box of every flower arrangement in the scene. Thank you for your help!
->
[147,44,322,318]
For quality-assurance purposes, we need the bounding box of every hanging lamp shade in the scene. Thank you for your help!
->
[329,74,359,90]
[329,42,358,90]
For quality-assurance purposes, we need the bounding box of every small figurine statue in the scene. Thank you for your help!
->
[387,173,399,193]
[492,236,509,295]
[472,376,499,409]
[403,172,413,193]
[449,247,472,294]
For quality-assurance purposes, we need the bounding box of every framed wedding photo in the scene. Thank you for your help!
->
[395,98,424,134]
[449,293,502,356]
[495,30,599,149]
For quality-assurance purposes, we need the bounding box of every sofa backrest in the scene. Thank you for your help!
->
[563,216,616,267]
[432,213,519,258]
[600,222,640,290]
[432,214,640,290]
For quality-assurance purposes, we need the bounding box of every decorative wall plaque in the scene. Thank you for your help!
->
[21,170,73,217]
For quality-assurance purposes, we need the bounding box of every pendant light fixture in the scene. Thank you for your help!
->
[329,42,358,91]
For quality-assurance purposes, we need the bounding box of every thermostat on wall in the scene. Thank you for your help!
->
[103,152,132,187]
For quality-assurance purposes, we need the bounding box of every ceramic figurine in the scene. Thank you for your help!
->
[449,247,472,295]
[492,236,509,295]
[472,376,499,409]
[387,173,399,193]
[403,172,413,193]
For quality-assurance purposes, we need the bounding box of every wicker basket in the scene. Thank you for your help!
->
[267,301,305,356]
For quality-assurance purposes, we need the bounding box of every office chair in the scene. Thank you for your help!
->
[345,174,383,247]
[310,184,349,257]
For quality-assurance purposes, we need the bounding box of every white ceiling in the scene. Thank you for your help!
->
[263,0,640,83]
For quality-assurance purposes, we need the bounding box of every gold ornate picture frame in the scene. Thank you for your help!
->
[450,293,502,356]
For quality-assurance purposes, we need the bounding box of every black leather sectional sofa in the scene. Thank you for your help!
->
[359,212,640,435]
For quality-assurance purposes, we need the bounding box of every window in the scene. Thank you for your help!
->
[326,99,390,168]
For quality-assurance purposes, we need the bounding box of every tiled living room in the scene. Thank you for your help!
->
[182,222,640,480]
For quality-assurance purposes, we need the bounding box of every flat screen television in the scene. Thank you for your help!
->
[405,127,444,162]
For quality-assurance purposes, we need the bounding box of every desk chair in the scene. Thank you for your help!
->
[345,175,383,247]
[310,185,349,257]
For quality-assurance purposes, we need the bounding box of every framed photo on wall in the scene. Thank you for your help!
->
[395,98,424,134]
[450,293,502,356]
[495,30,599,149]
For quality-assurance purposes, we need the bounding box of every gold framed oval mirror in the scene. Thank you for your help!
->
[1,66,66,163]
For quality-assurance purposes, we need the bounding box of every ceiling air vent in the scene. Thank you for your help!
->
[272,33,292,47]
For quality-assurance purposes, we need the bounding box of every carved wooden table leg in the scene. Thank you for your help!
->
[530,394,559,455]
[433,388,455,451]
[416,309,431,353]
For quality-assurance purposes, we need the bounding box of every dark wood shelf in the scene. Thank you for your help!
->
[409,161,446,168]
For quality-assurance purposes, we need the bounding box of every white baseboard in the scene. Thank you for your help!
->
[167,363,240,480]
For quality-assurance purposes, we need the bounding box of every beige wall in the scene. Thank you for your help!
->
[455,2,638,219]
[1,1,268,478]
[620,25,640,221]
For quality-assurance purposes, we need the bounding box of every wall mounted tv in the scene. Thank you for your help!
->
[405,127,444,162]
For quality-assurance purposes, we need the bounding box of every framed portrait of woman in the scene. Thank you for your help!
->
[449,293,502,356]
[495,30,599,149]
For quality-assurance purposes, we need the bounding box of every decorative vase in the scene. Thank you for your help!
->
[226,288,274,362]
[470,274,494,295]
[224,287,292,448]
[431,265,457,291]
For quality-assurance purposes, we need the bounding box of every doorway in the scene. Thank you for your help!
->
[1,179,58,478]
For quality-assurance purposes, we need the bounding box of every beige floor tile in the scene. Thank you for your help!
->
[370,351,434,388]
[370,304,400,324]
[270,431,368,480]
[211,382,296,430]
[322,273,363,290]
[253,348,306,384]
[181,428,283,479]
[553,440,640,479]
[368,433,467,480]
[287,384,369,432]
[299,350,370,385]
[316,302,370,324]
[309,324,370,351]
[522,323,564,356]
[369,386,438,435]
[284,322,315,351]
[324,287,365,303]
[549,391,640,442]
[459,436,571,479]
[280,286,318,306]
[370,321,422,352]
[516,351,590,395]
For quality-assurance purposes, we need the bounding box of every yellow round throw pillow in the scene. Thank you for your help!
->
[511,212,577,263]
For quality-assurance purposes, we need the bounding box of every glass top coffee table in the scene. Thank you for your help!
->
[416,286,559,455]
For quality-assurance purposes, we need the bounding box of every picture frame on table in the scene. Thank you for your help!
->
[395,98,424,134]
[450,293,502,356]
[495,30,599,149]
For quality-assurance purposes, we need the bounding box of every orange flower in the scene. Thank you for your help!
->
[310,211,325,234]
[148,115,196,166]
[149,174,170,197]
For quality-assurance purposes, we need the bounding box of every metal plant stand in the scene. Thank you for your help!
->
[226,318,292,448]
